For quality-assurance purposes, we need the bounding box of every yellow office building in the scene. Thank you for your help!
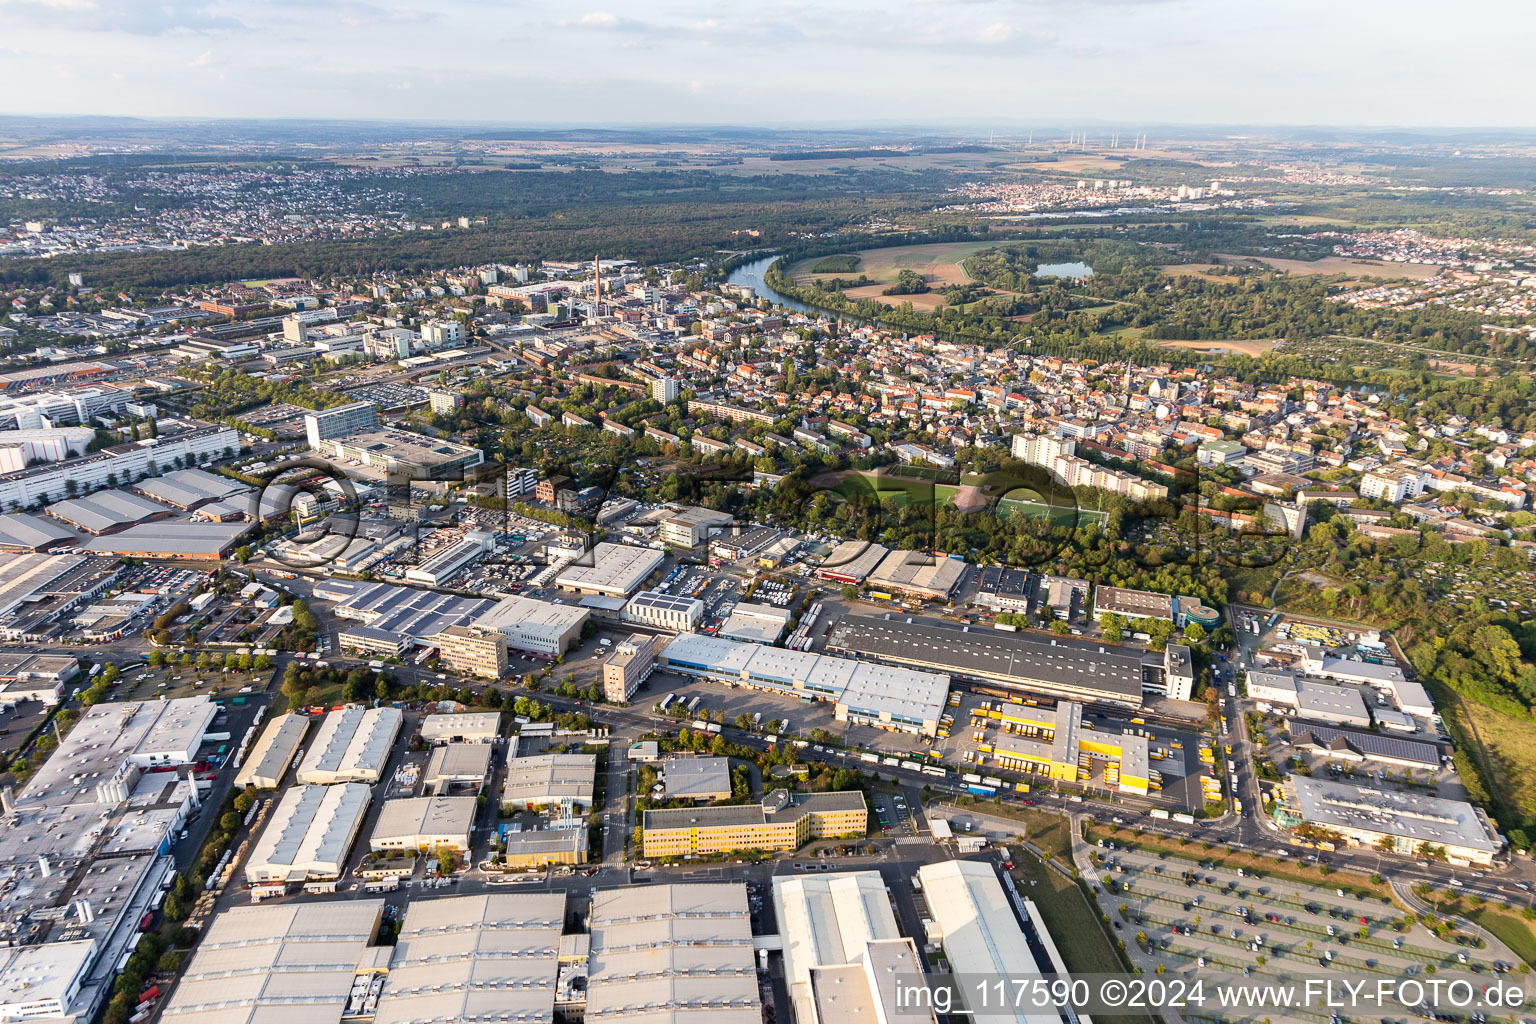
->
[641,789,867,858]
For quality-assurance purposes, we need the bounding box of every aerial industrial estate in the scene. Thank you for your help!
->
[1,22,1535,1019]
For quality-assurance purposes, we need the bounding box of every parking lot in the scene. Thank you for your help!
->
[871,792,915,838]
[1093,843,1523,982]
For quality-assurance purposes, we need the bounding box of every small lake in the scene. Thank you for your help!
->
[1035,261,1093,279]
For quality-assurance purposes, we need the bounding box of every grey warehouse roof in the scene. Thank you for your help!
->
[826,614,1143,701]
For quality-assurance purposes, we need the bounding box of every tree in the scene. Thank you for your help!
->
[1100,613,1124,644]
[1050,619,1070,636]
[162,891,186,922]
[840,584,858,601]
[1184,621,1206,643]
[437,848,456,876]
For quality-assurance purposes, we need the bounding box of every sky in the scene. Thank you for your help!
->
[0,0,1530,128]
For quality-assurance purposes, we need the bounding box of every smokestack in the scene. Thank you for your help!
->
[76,900,94,924]
[0,787,14,814]
[37,855,50,878]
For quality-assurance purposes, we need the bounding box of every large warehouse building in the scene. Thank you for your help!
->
[773,872,934,1024]
[502,752,596,811]
[159,901,384,1024]
[972,701,1153,796]
[826,614,1146,708]
[296,706,403,785]
[234,712,309,789]
[369,796,478,854]
[554,542,664,597]
[246,783,372,884]
[373,894,564,1024]
[472,594,589,656]
[82,521,251,561]
[866,549,968,602]
[917,860,1065,1024]
[814,540,888,585]
[586,884,761,1024]
[659,633,950,737]
[1281,776,1502,867]
[420,710,501,743]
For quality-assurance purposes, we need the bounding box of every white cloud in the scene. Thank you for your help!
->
[978,21,1014,43]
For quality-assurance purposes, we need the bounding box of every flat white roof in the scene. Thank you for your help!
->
[660,633,948,726]
[371,796,477,845]
[502,753,596,806]
[247,784,371,883]
[161,900,383,1024]
[773,872,901,1024]
[917,861,1057,1024]
[474,594,589,634]
[0,939,95,1016]
[1289,776,1500,854]
[235,713,308,788]
[587,884,760,1024]
[555,543,664,595]
[420,710,501,739]
[297,706,402,783]
[662,757,732,798]
[1296,680,1372,723]
[375,894,565,1024]
[22,696,215,804]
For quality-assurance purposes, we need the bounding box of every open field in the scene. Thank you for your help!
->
[1239,254,1446,279]
[1155,338,1281,357]
[1462,700,1536,825]
[788,240,1011,299]
[1161,254,1443,281]
[828,470,1094,525]
[838,283,951,310]
[997,496,1108,526]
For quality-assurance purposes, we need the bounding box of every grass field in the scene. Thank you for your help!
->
[788,240,1014,310]
[997,496,1107,526]
[1159,255,1442,282]
[1012,850,1158,1024]
[1462,701,1536,825]
[1155,338,1281,357]
[831,470,1089,524]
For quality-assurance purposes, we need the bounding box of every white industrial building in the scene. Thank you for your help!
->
[296,707,403,785]
[659,633,950,737]
[622,590,704,631]
[586,884,760,1024]
[373,894,564,1024]
[369,796,477,854]
[0,696,204,1024]
[159,900,385,1024]
[501,753,596,811]
[419,711,501,744]
[0,940,97,1021]
[1285,776,1502,867]
[917,860,1062,1024]
[553,543,664,597]
[233,713,309,790]
[773,872,935,1024]
[472,595,589,656]
[246,783,372,884]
